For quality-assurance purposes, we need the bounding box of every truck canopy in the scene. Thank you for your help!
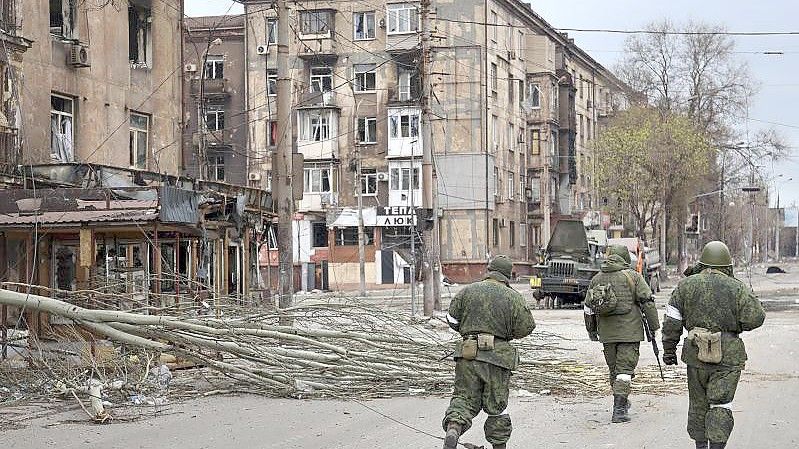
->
[547,219,590,259]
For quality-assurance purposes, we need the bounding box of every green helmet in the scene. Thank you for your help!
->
[699,241,732,267]
[488,255,513,278]
[607,245,631,265]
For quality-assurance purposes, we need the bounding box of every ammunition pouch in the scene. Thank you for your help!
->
[688,327,723,364]
[461,338,478,360]
[477,333,495,351]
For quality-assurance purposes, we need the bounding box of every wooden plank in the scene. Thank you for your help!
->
[79,228,93,267]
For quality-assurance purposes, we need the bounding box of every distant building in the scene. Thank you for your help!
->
[240,0,624,289]
[183,15,249,185]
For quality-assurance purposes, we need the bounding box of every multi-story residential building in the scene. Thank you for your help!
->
[241,0,624,288]
[19,0,184,174]
[183,15,249,185]
[0,0,31,171]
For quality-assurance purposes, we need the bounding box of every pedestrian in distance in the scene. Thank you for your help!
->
[441,255,536,449]
[583,244,660,423]
[662,241,766,449]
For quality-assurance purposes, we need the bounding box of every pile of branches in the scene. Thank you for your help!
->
[0,289,684,405]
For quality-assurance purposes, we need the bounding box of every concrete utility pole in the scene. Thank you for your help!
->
[420,0,439,316]
[275,0,294,314]
[352,98,367,298]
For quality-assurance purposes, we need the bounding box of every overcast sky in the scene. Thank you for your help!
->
[184,0,799,217]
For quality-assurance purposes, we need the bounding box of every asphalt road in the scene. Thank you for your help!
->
[3,309,797,449]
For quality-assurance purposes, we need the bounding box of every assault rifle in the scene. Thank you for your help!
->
[642,307,665,381]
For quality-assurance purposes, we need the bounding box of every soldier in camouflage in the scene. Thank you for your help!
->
[442,255,536,449]
[584,245,660,423]
[662,241,766,449]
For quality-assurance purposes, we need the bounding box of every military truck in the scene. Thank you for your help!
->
[530,219,604,308]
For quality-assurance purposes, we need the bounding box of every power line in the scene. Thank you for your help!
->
[554,27,799,37]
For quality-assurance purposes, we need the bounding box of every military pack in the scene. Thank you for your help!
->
[585,270,636,316]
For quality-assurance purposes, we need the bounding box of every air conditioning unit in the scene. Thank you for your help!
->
[68,44,91,68]
[256,44,269,55]
[376,172,389,182]
[184,63,197,72]
[248,172,262,181]
[507,50,517,60]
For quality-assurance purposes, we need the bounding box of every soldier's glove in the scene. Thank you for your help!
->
[663,351,678,366]
[588,332,599,342]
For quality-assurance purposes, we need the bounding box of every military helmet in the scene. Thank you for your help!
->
[699,241,733,267]
[607,245,631,265]
[488,255,513,278]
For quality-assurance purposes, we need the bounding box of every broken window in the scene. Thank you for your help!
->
[309,66,332,93]
[335,227,374,246]
[303,164,337,194]
[128,1,151,66]
[360,168,378,195]
[353,64,376,92]
[267,18,277,44]
[311,221,329,247]
[357,117,377,143]
[129,112,149,169]
[300,10,332,36]
[50,0,76,39]
[204,106,225,131]
[267,69,277,95]
[353,11,375,40]
[50,94,74,162]
[387,4,418,34]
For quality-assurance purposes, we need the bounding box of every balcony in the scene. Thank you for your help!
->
[192,130,230,147]
[0,126,17,171]
[298,90,338,109]
[190,78,231,99]
[298,38,337,59]
[298,192,339,212]
[386,84,421,106]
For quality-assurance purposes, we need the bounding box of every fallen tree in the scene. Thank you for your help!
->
[0,288,684,407]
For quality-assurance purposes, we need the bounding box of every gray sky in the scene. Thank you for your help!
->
[184,0,799,213]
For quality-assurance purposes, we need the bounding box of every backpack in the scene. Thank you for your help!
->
[585,282,619,315]
[585,270,637,316]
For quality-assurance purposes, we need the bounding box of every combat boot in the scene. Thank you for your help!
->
[695,442,708,449]
[709,443,726,449]
[611,395,630,423]
[443,422,462,449]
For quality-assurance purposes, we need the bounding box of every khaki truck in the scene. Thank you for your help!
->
[530,219,605,308]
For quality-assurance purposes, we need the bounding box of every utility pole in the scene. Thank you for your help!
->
[351,98,367,298]
[420,0,438,315]
[275,0,294,316]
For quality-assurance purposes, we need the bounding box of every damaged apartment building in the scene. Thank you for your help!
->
[0,0,275,356]
[239,0,624,287]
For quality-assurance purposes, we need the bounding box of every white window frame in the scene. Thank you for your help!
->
[204,56,224,80]
[50,94,74,162]
[398,70,413,100]
[204,106,225,131]
[551,81,559,115]
[517,31,524,59]
[520,223,527,247]
[299,110,334,142]
[519,175,525,201]
[490,63,498,92]
[212,154,225,181]
[389,164,420,191]
[310,66,333,93]
[267,18,278,44]
[357,116,377,144]
[361,168,378,196]
[353,64,376,92]
[387,4,419,35]
[303,163,338,194]
[353,11,376,40]
[267,70,277,96]
[388,109,420,139]
[507,171,515,201]
[129,112,149,169]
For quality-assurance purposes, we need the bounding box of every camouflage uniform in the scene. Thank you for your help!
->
[584,246,660,423]
[662,242,766,448]
[442,256,536,449]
